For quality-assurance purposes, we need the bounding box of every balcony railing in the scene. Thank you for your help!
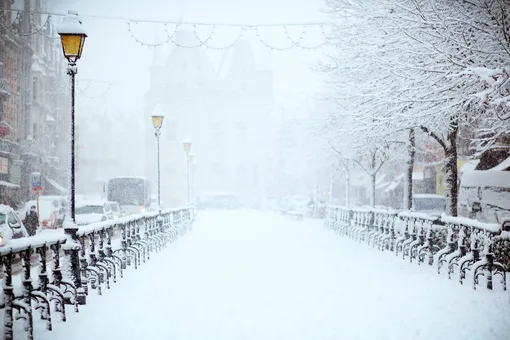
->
[0,78,10,99]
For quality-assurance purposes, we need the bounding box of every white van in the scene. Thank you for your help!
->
[459,170,510,223]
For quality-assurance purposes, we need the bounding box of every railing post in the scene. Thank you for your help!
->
[3,253,14,340]
[64,227,86,305]
[157,214,164,233]
[22,248,34,340]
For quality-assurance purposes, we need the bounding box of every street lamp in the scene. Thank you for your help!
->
[183,137,192,153]
[182,137,192,203]
[151,109,164,208]
[188,149,195,163]
[57,10,87,224]
[57,10,87,306]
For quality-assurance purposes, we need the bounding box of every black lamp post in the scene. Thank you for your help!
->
[57,10,87,224]
[57,10,87,305]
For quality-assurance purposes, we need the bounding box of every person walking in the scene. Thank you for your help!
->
[24,205,39,236]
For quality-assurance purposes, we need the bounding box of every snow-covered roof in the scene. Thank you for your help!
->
[0,180,20,189]
[43,176,66,193]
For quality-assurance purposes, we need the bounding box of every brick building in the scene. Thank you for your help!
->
[0,0,69,207]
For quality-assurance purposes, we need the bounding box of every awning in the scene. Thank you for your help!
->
[0,180,20,189]
[44,176,66,194]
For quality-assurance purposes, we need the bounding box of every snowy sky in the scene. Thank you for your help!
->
[48,0,326,116]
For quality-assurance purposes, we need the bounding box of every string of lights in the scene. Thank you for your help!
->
[76,83,112,99]
[76,79,113,99]
[0,12,51,38]
[3,8,331,50]
[127,22,328,51]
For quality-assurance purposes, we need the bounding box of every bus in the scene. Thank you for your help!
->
[104,177,152,216]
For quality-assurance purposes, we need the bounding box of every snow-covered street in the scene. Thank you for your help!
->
[36,210,510,340]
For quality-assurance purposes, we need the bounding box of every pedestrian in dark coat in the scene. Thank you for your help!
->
[24,205,39,236]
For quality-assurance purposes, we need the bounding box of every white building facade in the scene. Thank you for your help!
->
[144,31,274,207]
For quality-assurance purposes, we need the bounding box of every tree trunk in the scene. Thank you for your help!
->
[370,174,376,207]
[405,129,416,210]
[370,151,377,207]
[445,118,459,216]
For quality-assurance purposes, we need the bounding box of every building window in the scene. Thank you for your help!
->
[32,124,38,141]
[32,78,37,101]
[0,157,8,174]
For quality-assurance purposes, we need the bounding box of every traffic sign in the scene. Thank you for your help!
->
[31,172,42,191]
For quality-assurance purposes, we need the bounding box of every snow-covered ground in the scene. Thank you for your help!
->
[28,210,510,340]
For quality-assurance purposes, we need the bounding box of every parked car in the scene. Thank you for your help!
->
[459,170,510,223]
[412,194,446,216]
[0,204,29,245]
[75,201,114,226]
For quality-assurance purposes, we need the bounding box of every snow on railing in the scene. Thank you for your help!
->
[325,205,509,294]
[0,206,194,340]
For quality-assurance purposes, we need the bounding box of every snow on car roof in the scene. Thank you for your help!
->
[76,200,106,208]
[0,204,13,214]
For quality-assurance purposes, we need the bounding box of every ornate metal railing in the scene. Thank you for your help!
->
[0,206,193,340]
[325,206,510,292]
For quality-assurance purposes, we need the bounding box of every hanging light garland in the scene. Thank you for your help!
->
[4,8,332,51]
[126,21,329,51]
